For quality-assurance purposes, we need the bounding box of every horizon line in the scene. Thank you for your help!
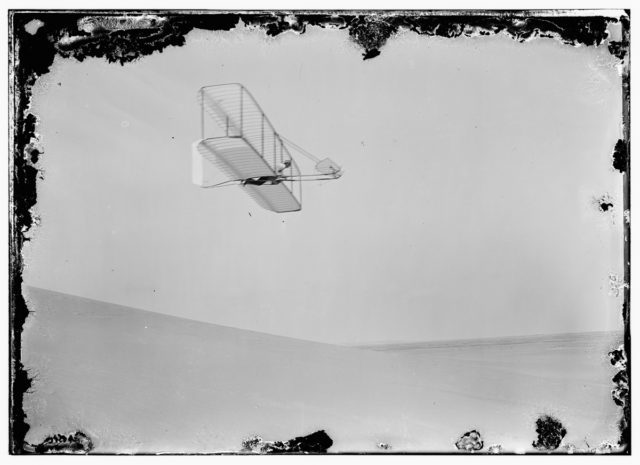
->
[22,284,623,350]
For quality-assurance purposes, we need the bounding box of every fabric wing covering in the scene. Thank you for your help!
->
[195,138,301,213]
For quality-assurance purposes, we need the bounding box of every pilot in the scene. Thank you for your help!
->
[243,175,281,186]
[243,160,290,186]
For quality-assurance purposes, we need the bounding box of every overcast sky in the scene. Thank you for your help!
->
[23,23,624,344]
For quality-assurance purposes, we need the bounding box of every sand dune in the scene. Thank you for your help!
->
[21,286,622,453]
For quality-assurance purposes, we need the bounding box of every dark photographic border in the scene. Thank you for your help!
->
[8,9,631,454]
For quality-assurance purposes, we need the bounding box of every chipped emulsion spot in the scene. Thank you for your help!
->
[560,442,621,454]
[348,15,398,60]
[593,194,615,219]
[532,415,567,451]
[606,16,630,61]
[608,273,628,298]
[599,201,613,212]
[598,199,613,213]
[608,345,629,442]
[241,430,333,454]
[611,139,628,174]
[487,444,503,454]
[9,10,631,454]
[24,19,44,35]
[24,430,93,454]
[77,14,167,34]
[455,430,484,452]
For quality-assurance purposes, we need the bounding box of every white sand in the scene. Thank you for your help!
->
[22,286,622,453]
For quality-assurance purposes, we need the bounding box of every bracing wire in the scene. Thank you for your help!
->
[279,135,321,164]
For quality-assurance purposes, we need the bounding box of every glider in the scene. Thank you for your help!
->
[192,83,342,213]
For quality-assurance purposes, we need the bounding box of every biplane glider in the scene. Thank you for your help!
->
[192,83,343,213]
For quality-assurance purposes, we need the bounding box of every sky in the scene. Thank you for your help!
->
[22,22,625,345]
